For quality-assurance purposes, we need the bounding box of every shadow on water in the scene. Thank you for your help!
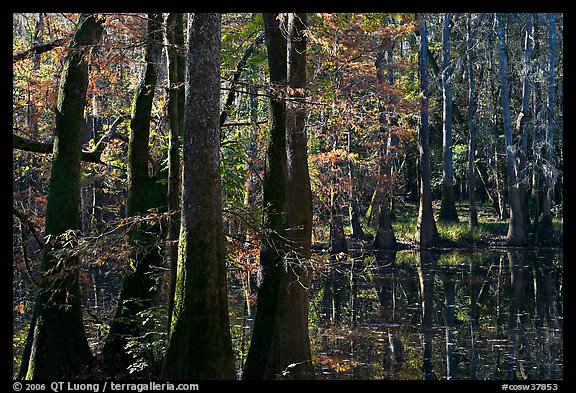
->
[306,248,563,380]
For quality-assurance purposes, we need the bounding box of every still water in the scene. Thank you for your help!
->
[305,249,563,380]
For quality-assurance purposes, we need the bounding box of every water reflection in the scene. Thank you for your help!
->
[309,249,563,380]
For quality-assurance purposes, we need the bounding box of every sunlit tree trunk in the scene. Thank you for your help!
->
[535,13,557,244]
[496,13,527,246]
[19,13,104,380]
[466,13,479,228]
[374,41,397,250]
[530,16,543,239]
[518,13,533,234]
[164,12,185,329]
[414,13,439,247]
[161,13,236,379]
[439,13,459,223]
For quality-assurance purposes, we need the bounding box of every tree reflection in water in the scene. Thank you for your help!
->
[306,249,563,380]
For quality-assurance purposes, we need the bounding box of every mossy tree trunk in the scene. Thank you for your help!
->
[18,13,105,380]
[243,12,288,380]
[164,12,185,329]
[161,13,236,380]
[102,13,166,376]
[264,13,314,380]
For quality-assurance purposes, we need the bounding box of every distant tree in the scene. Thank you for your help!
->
[18,13,105,380]
[495,13,527,246]
[414,13,439,247]
[518,13,533,233]
[373,26,397,250]
[161,13,236,379]
[439,13,459,223]
[466,13,479,228]
[535,13,558,244]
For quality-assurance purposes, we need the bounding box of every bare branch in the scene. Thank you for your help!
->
[13,38,69,63]
[13,115,129,164]
[13,205,44,249]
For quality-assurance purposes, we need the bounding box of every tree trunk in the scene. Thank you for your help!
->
[161,13,236,380]
[329,137,348,253]
[496,13,526,246]
[103,14,165,376]
[19,13,104,380]
[330,203,348,254]
[535,13,557,244]
[264,12,314,380]
[164,12,185,330]
[518,14,533,234]
[243,12,288,380]
[439,13,459,223]
[414,13,439,248]
[530,16,543,240]
[373,37,397,250]
[347,131,365,239]
[466,13,479,228]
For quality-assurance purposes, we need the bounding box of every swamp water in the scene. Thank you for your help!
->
[235,249,563,380]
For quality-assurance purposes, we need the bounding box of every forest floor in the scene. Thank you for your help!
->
[314,200,563,253]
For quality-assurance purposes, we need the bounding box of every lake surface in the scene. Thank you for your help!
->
[302,248,563,380]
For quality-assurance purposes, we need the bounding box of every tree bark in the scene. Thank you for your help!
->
[347,131,365,239]
[466,14,479,228]
[164,12,185,331]
[496,13,527,246]
[373,36,397,250]
[439,13,459,223]
[161,13,236,380]
[518,14,533,234]
[414,13,439,248]
[264,12,314,380]
[243,12,288,380]
[535,13,557,244]
[19,13,104,380]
